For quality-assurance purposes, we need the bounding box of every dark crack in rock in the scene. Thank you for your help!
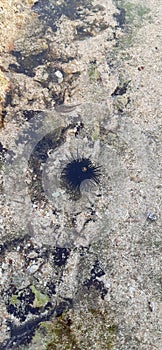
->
[32,0,93,31]
[9,50,49,77]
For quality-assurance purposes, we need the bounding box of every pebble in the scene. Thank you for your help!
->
[54,70,64,84]
[27,251,38,259]
[27,264,39,274]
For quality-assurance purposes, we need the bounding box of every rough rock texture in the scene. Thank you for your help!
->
[0,1,161,350]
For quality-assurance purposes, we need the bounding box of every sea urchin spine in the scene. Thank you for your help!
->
[61,157,101,192]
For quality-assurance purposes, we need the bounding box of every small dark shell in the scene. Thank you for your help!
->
[61,157,101,192]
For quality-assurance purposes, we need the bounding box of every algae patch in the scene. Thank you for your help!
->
[114,0,151,27]
[30,285,49,308]
[32,308,115,350]
[112,1,151,54]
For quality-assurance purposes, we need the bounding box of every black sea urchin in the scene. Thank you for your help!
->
[61,157,101,192]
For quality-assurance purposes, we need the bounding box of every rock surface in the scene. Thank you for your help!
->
[0,1,161,349]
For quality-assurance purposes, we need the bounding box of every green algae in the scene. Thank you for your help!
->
[30,285,49,308]
[32,308,115,350]
[91,123,100,141]
[9,294,20,306]
[124,2,150,25]
[111,1,151,56]
[88,62,101,82]
[114,0,151,27]
[9,286,49,309]
[34,315,81,350]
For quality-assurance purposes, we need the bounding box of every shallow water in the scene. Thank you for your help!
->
[0,1,161,350]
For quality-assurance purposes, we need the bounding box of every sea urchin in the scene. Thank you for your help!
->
[61,157,101,192]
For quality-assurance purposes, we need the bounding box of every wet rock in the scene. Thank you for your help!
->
[9,49,48,77]
[52,247,70,267]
